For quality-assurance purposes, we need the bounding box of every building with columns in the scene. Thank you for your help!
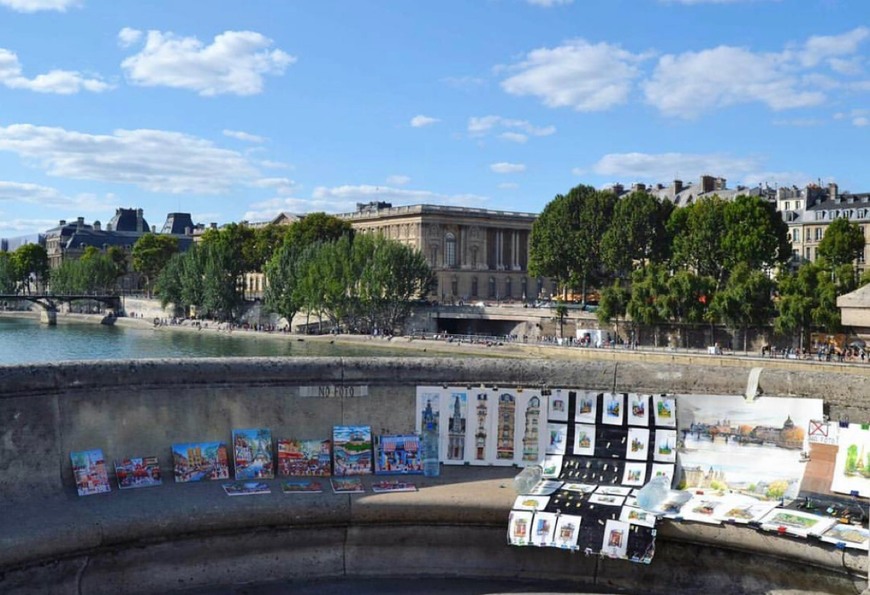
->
[336,202,552,303]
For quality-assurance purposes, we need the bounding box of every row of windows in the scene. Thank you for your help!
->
[438,276,545,300]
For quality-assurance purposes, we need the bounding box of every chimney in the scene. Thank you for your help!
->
[76,216,84,230]
[151,225,156,233]
[700,175,714,193]
[184,226,191,235]
[93,220,101,231]
[210,222,218,229]
[829,183,839,201]
[673,179,683,195]
[631,183,646,193]
[137,208,145,232]
[106,223,113,232]
[715,177,727,191]
[59,219,66,226]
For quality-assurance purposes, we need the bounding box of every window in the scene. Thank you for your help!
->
[792,228,800,243]
[521,277,528,300]
[505,277,512,298]
[429,246,438,267]
[445,233,457,268]
[471,277,478,297]
[470,246,478,268]
[488,277,496,298]
[785,201,790,211]
[815,228,823,241]
[451,277,458,297]
[805,246,812,260]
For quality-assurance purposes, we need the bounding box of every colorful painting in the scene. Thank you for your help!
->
[171,441,230,483]
[713,494,777,524]
[546,422,568,455]
[820,523,870,550]
[508,510,534,546]
[541,454,563,478]
[653,430,677,463]
[371,480,417,493]
[759,508,836,538]
[621,462,647,487]
[831,424,870,497]
[676,394,822,501]
[496,391,518,463]
[232,428,274,480]
[375,434,422,475]
[466,391,494,465]
[620,506,656,528]
[651,463,676,486]
[281,479,324,493]
[553,514,582,549]
[573,423,596,456]
[626,428,650,461]
[332,425,373,476]
[602,393,624,426]
[71,449,111,496]
[415,387,441,436]
[602,519,630,559]
[531,512,559,547]
[277,438,331,477]
[516,390,546,466]
[653,395,676,428]
[574,392,598,424]
[548,390,569,422]
[222,481,271,496]
[114,456,162,489]
[680,493,728,524]
[442,389,468,464]
[331,476,365,494]
[627,394,650,427]
[512,495,550,511]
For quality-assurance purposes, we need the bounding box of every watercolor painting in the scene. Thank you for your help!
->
[517,390,547,466]
[621,462,647,487]
[575,392,598,424]
[548,390,569,422]
[653,430,677,463]
[281,479,324,493]
[619,506,656,528]
[375,434,422,475]
[114,456,162,489]
[331,476,365,494]
[588,493,626,506]
[222,481,271,496]
[508,510,533,546]
[573,423,596,456]
[626,428,650,461]
[531,511,559,547]
[496,391,518,462]
[277,438,331,477]
[602,519,630,559]
[831,424,870,497]
[820,523,870,550]
[546,423,568,455]
[653,395,677,428]
[713,494,777,524]
[333,425,373,476]
[442,389,468,464]
[627,394,649,427]
[371,480,417,493]
[759,508,836,538]
[232,428,274,480]
[71,449,111,496]
[466,391,494,465]
[512,495,550,511]
[172,441,230,483]
[553,514,581,549]
[602,393,624,426]
[415,387,441,436]
[651,463,676,486]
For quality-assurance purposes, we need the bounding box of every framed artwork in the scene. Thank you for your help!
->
[831,424,870,497]
[574,392,598,424]
[371,480,417,493]
[650,463,675,486]
[508,510,534,546]
[548,389,569,422]
[71,449,111,496]
[375,434,422,475]
[282,479,324,494]
[713,494,777,524]
[573,423,596,456]
[626,428,650,461]
[331,477,365,494]
[553,515,582,549]
[465,391,496,465]
[512,495,550,511]
[530,512,559,547]
[114,456,161,490]
[232,428,274,480]
[588,493,626,506]
[516,389,547,466]
[495,390,519,465]
[602,519,630,559]
[627,394,650,426]
[596,485,632,496]
[602,393,624,426]
[621,462,647,487]
[759,508,836,538]
[222,481,271,496]
[619,506,656,528]
[546,423,568,455]
[653,430,677,463]
[415,387,441,435]
[441,388,468,465]
[277,438,331,477]
[652,395,676,427]
[820,523,870,550]
[332,425,373,476]
[171,441,229,483]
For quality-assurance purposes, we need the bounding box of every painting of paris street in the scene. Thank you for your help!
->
[172,441,230,483]
[676,395,822,501]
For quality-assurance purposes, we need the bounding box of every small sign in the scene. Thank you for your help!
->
[298,385,369,398]
[808,419,838,445]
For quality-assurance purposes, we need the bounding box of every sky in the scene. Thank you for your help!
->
[0,0,868,237]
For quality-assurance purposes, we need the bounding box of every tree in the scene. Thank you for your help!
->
[818,217,865,270]
[626,264,668,347]
[0,252,17,293]
[601,191,670,277]
[711,263,775,352]
[201,241,245,321]
[132,234,179,296]
[597,282,630,341]
[284,212,353,248]
[775,263,821,349]
[12,243,49,294]
[658,271,716,348]
[722,194,791,273]
[670,196,728,285]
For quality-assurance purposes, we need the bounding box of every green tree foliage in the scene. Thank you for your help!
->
[601,191,670,276]
[627,264,668,346]
[132,233,179,296]
[201,240,245,321]
[817,217,865,269]
[155,246,206,316]
[776,261,855,347]
[596,281,630,339]
[51,248,118,295]
[285,212,353,248]
[670,196,728,285]
[0,252,18,293]
[12,243,49,294]
[722,195,791,272]
[658,271,716,348]
[711,263,775,351]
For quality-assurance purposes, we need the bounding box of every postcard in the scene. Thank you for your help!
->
[651,463,675,486]
[588,493,626,506]
[679,493,727,525]
[331,476,365,494]
[596,485,632,496]
[653,395,676,427]
[546,423,568,455]
[530,512,559,547]
[713,494,777,524]
[573,423,596,456]
[441,389,468,464]
[831,424,870,497]
[759,508,837,538]
[602,519,630,559]
[541,455,563,478]
[602,393,624,426]
[277,438,332,477]
[415,387,441,436]
[619,505,657,528]
[281,479,324,494]
[512,495,550,511]
[333,425,373,476]
[71,449,111,496]
[232,428,274,480]
[820,523,870,550]
[375,434,422,475]
[508,510,534,546]
[553,514,582,549]
[621,462,647,487]
[171,441,230,482]
[653,430,677,463]
[371,480,417,493]
[528,480,564,496]
[548,390,569,422]
[626,428,650,461]
[574,392,598,424]
[627,394,650,427]
[222,481,271,496]
[114,456,162,490]
[562,482,597,493]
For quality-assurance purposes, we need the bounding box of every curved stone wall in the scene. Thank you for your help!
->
[1,356,868,594]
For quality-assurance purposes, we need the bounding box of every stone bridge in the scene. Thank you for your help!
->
[0,293,122,324]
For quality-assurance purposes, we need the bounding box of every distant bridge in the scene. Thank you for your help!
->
[0,293,122,325]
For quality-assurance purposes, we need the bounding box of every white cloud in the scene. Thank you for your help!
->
[223,129,266,143]
[855,117,869,127]
[526,0,573,6]
[410,115,439,127]
[490,162,526,174]
[798,27,869,68]
[121,29,295,96]
[0,216,58,235]
[498,182,519,190]
[0,124,258,194]
[499,132,528,143]
[0,180,117,219]
[0,48,111,94]
[386,175,410,185]
[0,0,80,12]
[259,159,291,169]
[118,27,143,48]
[501,39,647,111]
[468,115,555,138]
[251,177,297,195]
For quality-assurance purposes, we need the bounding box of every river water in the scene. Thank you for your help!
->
[0,317,409,365]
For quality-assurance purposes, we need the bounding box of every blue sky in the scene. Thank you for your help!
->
[0,0,867,236]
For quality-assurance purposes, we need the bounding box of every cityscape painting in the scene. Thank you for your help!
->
[332,425,373,476]
[171,441,230,483]
[114,456,162,489]
[277,438,331,477]
[232,428,274,480]
[71,449,111,496]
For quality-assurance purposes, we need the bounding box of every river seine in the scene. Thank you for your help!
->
[0,317,408,365]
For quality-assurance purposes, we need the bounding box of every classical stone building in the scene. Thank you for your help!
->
[336,202,552,303]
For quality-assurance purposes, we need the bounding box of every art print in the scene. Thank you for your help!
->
[679,493,727,524]
[512,495,550,511]
[528,480,564,496]
[548,390,569,422]
[546,423,568,455]
[442,389,468,464]
[232,428,274,480]
[115,456,162,489]
[375,434,422,475]
[621,462,647,487]
[282,479,324,493]
[602,393,624,426]
[553,515,582,549]
[415,387,441,436]
[627,394,650,426]
[574,392,598,424]
[466,391,495,465]
[541,454,563,478]
[277,439,331,477]
[808,419,838,446]
[371,480,417,493]
[653,395,676,428]
[508,510,534,546]
[651,463,675,486]
[516,390,547,466]
[831,424,870,497]
[619,506,656,528]
[573,423,596,456]
[588,493,626,506]
[626,428,650,461]
[759,508,836,538]
[602,519,630,559]
[495,390,518,464]
[222,481,271,496]
[677,394,821,501]
[562,482,597,493]
[596,485,632,496]
[820,523,870,550]
[530,512,559,547]
[331,476,365,494]
[172,441,230,483]
[713,494,777,524]
[332,425,373,476]
[653,430,677,463]
[71,449,111,496]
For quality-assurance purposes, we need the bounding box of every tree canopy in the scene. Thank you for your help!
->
[132,234,179,295]
[817,217,865,269]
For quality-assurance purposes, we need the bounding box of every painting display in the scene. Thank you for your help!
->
[114,456,162,489]
[531,512,559,546]
[820,523,870,550]
[553,515,582,549]
[627,394,650,426]
[541,455,563,479]
[758,508,837,538]
[573,423,596,456]
[232,428,274,480]
[466,390,495,465]
[495,390,518,464]
[415,387,441,436]
[546,423,568,455]
[653,430,677,463]
[281,479,324,494]
[676,395,822,502]
[375,434,422,475]
[548,390,569,422]
[222,481,271,496]
[713,494,778,524]
[508,510,534,546]
[602,519,630,558]
[515,390,547,466]
[831,424,870,497]
[331,477,365,494]
[171,441,230,483]
[332,426,373,476]
[626,428,650,461]
[602,393,624,426]
[277,439,331,477]
[71,449,111,496]
[442,389,468,465]
[512,495,550,511]
[619,506,656,528]
[653,395,676,428]
[574,392,598,424]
